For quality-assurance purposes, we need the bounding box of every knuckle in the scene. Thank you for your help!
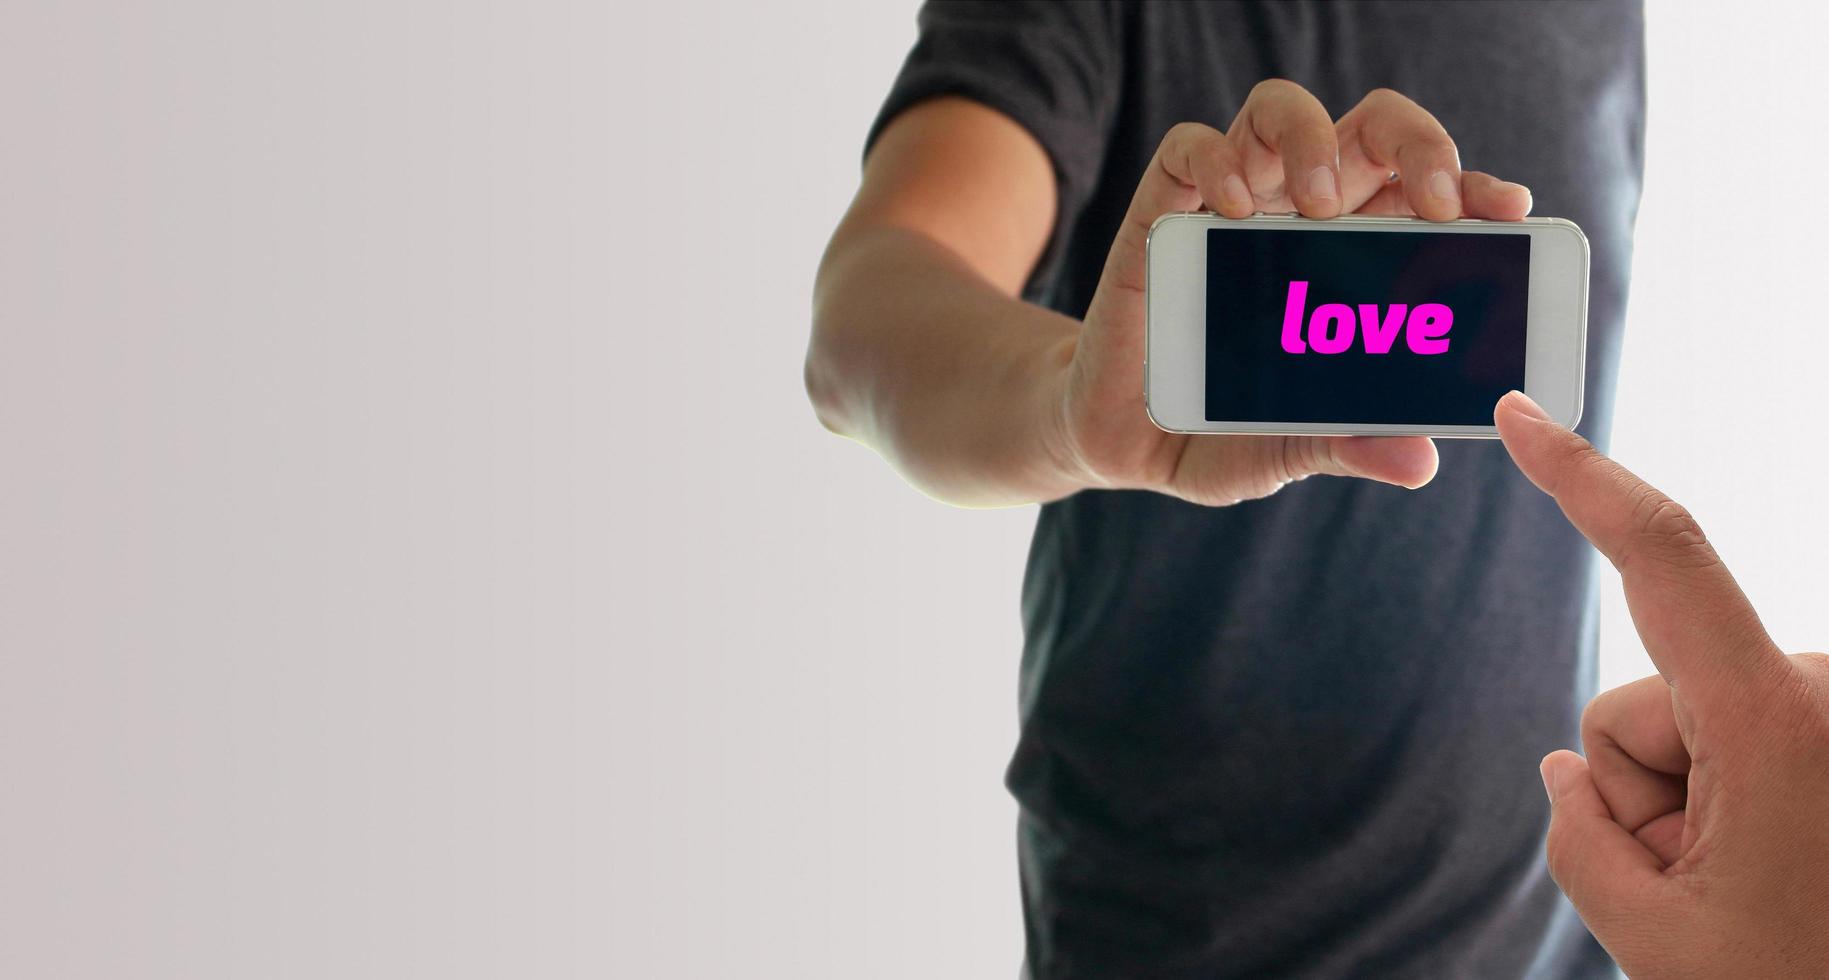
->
[1556,437,1610,485]
[1162,121,1205,148]
[1304,118,1342,142]
[1560,432,1602,463]
[1246,80,1333,149]
[1560,436,1618,480]
[1767,653,1829,733]
[1578,696,1607,745]
[1250,77,1304,101]
[1411,132,1458,157]
[1192,130,1234,165]
[1576,690,1634,755]
[1393,128,1457,169]
[1267,436,1321,488]
[1542,826,1574,886]
[1268,436,1302,487]
[1792,651,1829,679]
[1628,492,1719,571]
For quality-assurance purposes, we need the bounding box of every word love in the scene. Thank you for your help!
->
[1279,281,1453,355]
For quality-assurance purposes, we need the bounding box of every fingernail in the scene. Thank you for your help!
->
[1222,174,1252,211]
[1513,182,1534,215]
[1539,758,1558,802]
[1307,166,1338,203]
[1502,389,1551,421]
[1429,169,1460,206]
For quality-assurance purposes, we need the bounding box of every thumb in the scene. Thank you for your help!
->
[1324,434,1440,490]
[1540,751,1669,929]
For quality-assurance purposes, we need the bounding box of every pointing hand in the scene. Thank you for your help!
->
[1495,390,1829,979]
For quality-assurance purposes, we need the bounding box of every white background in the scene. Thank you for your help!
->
[0,3,1821,978]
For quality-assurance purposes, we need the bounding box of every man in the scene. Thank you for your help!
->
[807,2,1642,975]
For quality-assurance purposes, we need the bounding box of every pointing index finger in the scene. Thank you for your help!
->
[1494,391,1785,700]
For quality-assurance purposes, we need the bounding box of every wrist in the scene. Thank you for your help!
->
[1036,335,1107,501]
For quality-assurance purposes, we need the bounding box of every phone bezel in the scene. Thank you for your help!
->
[1143,212,1589,438]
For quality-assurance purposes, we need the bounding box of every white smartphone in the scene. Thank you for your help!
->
[1144,212,1589,437]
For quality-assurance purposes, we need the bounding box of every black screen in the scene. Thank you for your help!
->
[1204,228,1529,425]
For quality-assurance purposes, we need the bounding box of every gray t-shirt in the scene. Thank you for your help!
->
[868,3,1644,977]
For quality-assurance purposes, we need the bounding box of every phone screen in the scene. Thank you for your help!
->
[1204,228,1530,425]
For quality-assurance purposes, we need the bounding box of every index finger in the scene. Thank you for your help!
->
[1087,123,1249,324]
[1229,79,1343,218]
[1335,87,1465,221]
[1494,391,1786,700]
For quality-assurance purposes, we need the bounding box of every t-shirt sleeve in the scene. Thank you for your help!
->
[865,1,1123,293]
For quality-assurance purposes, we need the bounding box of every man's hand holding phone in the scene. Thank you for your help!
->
[1494,391,1829,977]
[811,80,1535,508]
[1054,81,1534,505]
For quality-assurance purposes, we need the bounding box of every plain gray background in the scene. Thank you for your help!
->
[1,2,1822,978]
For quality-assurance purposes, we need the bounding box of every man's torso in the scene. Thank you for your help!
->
[1008,4,1643,977]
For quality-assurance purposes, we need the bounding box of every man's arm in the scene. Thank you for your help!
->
[806,97,1087,506]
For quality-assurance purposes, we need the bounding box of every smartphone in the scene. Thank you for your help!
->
[1144,213,1588,437]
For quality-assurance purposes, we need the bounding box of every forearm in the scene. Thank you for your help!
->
[806,223,1089,507]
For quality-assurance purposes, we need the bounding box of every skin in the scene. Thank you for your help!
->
[807,81,1531,507]
[1495,391,1829,978]
[812,77,1829,972]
